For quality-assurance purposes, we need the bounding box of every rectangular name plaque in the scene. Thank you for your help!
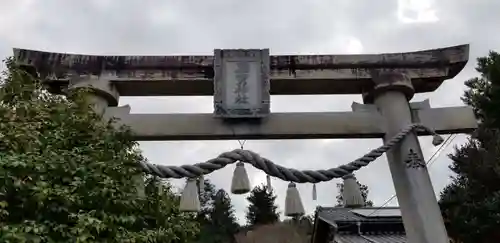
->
[213,49,270,118]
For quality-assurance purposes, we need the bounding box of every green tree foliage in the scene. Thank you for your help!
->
[439,51,500,243]
[196,180,240,243]
[0,58,199,242]
[205,189,239,243]
[245,185,280,226]
[196,179,217,223]
[335,180,374,207]
[462,51,500,128]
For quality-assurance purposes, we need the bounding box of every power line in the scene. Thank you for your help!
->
[427,134,457,168]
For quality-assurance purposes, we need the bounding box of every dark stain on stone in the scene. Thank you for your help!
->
[12,45,469,83]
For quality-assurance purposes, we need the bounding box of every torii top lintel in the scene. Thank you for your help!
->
[13,44,469,96]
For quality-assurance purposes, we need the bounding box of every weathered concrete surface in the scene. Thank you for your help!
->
[369,71,449,243]
[13,45,469,96]
[103,106,476,141]
[377,91,451,243]
[68,76,120,106]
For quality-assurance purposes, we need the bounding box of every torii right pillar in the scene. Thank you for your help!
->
[363,71,449,243]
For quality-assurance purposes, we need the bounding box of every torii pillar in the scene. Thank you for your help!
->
[364,72,448,243]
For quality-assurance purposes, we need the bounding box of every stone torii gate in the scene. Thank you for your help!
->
[14,44,475,243]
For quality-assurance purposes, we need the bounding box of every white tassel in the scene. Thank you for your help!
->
[312,184,317,201]
[133,174,145,198]
[231,162,251,194]
[285,182,305,217]
[266,174,272,191]
[157,180,163,194]
[432,134,445,146]
[342,174,365,208]
[198,175,204,193]
[179,178,200,212]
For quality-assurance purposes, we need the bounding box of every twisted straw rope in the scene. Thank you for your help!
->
[138,123,439,183]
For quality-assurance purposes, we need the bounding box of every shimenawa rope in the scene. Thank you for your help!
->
[138,123,443,183]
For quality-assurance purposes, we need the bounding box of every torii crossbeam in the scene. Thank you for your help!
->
[101,104,475,140]
[13,45,475,140]
[14,45,467,97]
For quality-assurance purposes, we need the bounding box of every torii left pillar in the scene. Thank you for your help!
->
[67,76,145,197]
[68,76,120,116]
[364,71,449,243]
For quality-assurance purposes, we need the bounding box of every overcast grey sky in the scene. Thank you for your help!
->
[1,0,499,224]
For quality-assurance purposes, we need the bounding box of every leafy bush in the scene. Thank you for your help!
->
[0,58,199,242]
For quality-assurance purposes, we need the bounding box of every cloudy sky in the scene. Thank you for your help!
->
[1,0,499,224]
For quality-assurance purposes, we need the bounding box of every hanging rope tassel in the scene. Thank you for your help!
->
[342,174,364,207]
[179,178,200,212]
[231,162,251,194]
[266,174,272,191]
[133,174,145,198]
[312,183,317,201]
[198,175,204,193]
[432,134,445,146]
[157,180,163,194]
[285,182,305,217]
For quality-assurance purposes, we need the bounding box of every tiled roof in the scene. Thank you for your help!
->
[335,233,407,243]
[318,207,364,223]
[335,234,371,243]
[317,207,403,223]
[363,234,407,243]
[312,207,407,243]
